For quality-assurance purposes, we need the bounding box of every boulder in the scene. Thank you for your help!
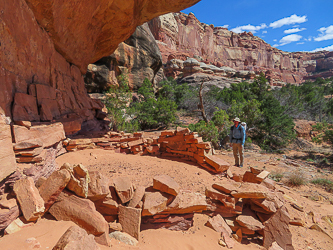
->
[13,123,66,148]
[206,214,234,248]
[205,186,236,208]
[153,175,180,196]
[118,205,142,240]
[87,171,110,201]
[0,206,20,231]
[38,169,71,211]
[49,193,108,236]
[109,231,138,246]
[142,192,169,216]
[128,186,146,208]
[53,225,99,250]
[231,182,269,199]
[204,155,230,172]
[61,163,90,198]
[212,179,241,194]
[163,191,207,214]
[236,215,264,231]
[263,206,294,250]
[93,195,119,217]
[113,177,134,204]
[13,177,45,221]
[0,171,22,195]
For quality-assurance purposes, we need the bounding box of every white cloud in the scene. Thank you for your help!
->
[305,36,312,41]
[269,14,307,29]
[275,34,302,46]
[273,39,277,42]
[311,44,333,52]
[231,23,267,33]
[219,24,229,29]
[284,28,306,34]
[297,42,304,45]
[262,31,267,34]
[314,25,333,41]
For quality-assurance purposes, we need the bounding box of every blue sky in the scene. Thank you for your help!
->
[183,0,333,52]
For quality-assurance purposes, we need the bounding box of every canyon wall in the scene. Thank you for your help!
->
[0,0,199,121]
[85,23,163,92]
[148,13,333,85]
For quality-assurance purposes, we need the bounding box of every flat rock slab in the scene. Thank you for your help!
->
[49,193,108,236]
[231,182,269,199]
[87,171,110,201]
[206,214,233,236]
[163,191,207,214]
[153,175,180,196]
[204,155,230,172]
[94,195,119,216]
[128,186,145,208]
[61,163,89,198]
[118,205,142,240]
[263,206,294,250]
[113,177,134,204]
[142,192,169,216]
[212,179,241,194]
[13,177,45,221]
[13,123,65,148]
[0,124,17,182]
[205,186,236,208]
[141,214,193,231]
[53,225,99,250]
[38,169,71,211]
[0,206,20,231]
[236,215,264,231]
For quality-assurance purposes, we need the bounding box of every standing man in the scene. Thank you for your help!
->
[229,117,246,167]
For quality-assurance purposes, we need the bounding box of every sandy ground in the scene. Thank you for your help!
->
[1,147,333,250]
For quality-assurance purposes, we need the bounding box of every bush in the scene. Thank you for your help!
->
[131,78,177,130]
[269,172,284,182]
[104,74,138,132]
[287,170,306,186]
[311,178,333,193]
[188,120,219,145]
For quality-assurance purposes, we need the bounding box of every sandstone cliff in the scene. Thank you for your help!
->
[85,23,163,92]
[148,13,333,85]
[0,0,199,123]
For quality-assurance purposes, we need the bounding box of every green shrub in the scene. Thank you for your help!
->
[131,78,177,130]
[269,172,284,182]
[104,74,135,132]
[188,120,219,145]
[311,178,333,193]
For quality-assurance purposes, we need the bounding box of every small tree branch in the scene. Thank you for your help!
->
[199,80,209,123]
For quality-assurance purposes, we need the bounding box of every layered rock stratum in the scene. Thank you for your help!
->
[148,12,333,85]
[0,0,200,123]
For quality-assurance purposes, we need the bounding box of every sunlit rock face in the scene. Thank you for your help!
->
[0,0,200,120]
[148,12,333,85]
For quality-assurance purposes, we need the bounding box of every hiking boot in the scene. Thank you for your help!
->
[233,164,239,167]
[239,165,243,168]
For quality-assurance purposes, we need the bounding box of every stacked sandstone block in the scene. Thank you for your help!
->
[64,127,230,174]
[1,164,293,249]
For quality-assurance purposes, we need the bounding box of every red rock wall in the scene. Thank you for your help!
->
[0,0,199,122]
[0,0,95,122]
[149,13,333,85]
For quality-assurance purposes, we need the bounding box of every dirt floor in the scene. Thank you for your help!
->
[1,145,333,250]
